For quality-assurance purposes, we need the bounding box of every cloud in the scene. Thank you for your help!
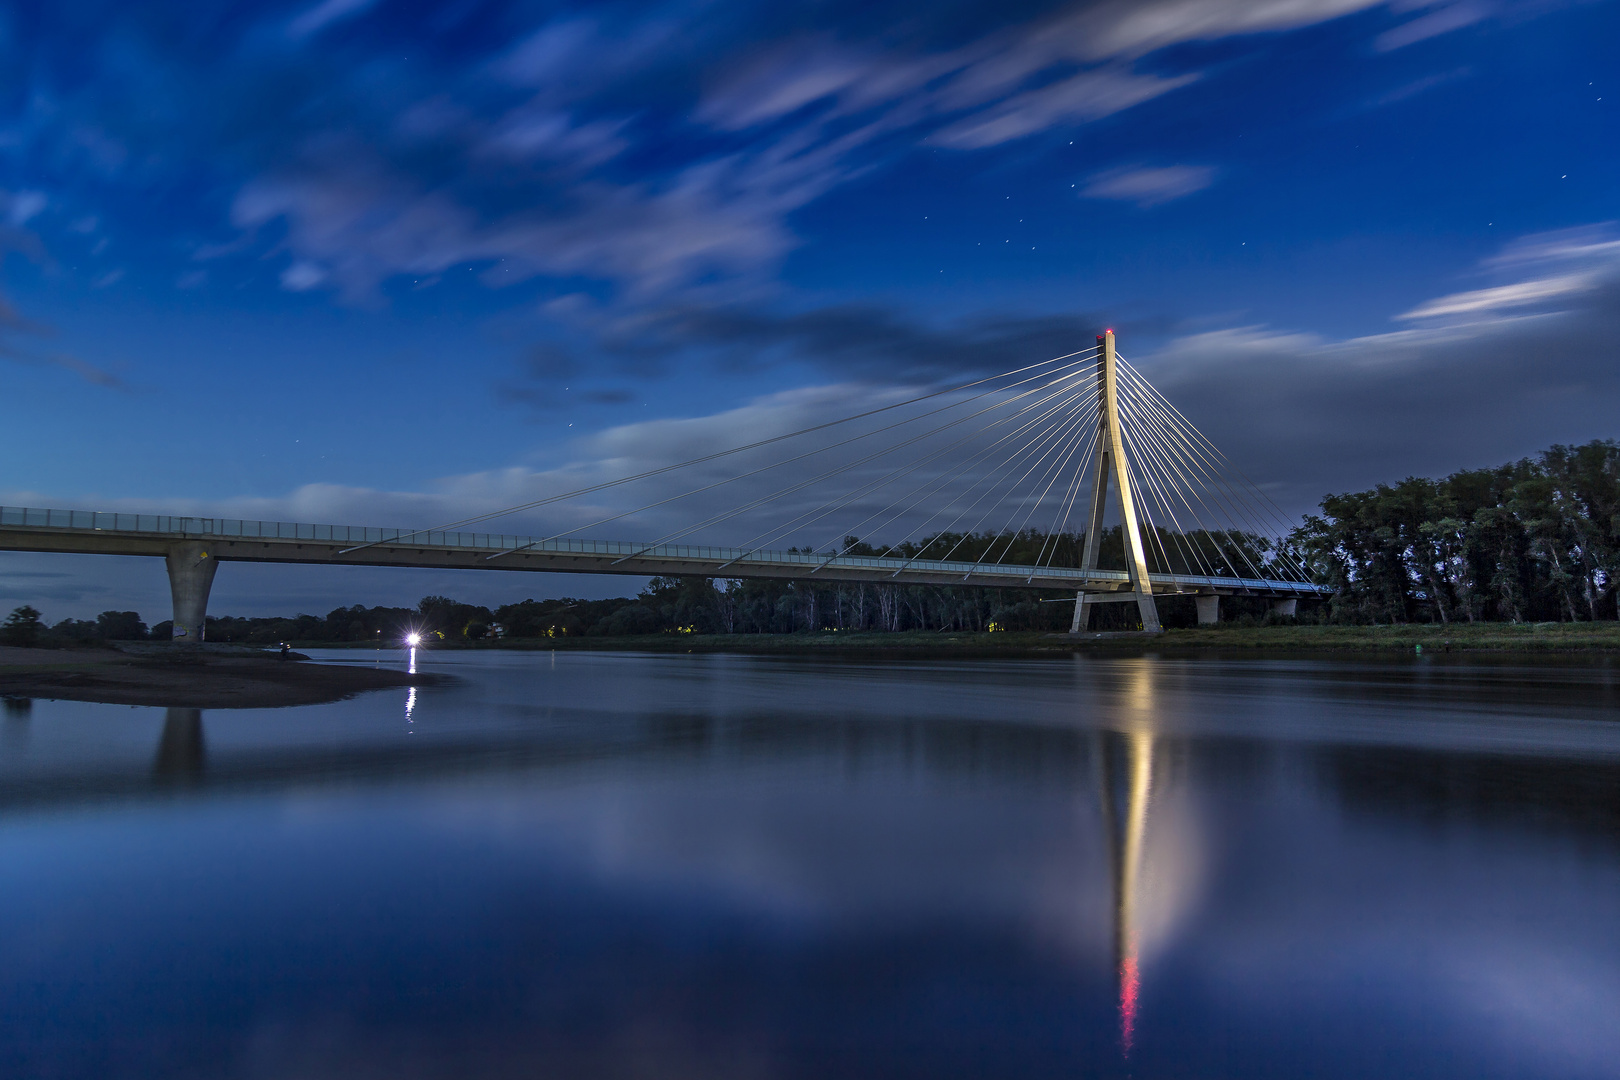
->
[1054,0,1389,60]
[1362,66,1472,109]
[0,213,127,389]
[1079,164,1216,207]
[2,0,1540,309]
[524,299,1111,389]
[279,260,328,292]
[0,312,130,388]
[2,189,45,225]
[701,0,1385,136]
[126,0,1414,303]
[1396,274,1595,321]
[286,0,380,40]
[1487,222,1620,271]
[930,68,1199,149]
[1121,222,1620,509]
[236,147,799,303]
[1397,223,1620,321]
[1375,0,1494,51]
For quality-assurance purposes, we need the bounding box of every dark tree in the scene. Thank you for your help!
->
[96,610,149,640]
[1,606,45,648]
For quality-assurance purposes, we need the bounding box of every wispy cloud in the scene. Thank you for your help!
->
[516,298,1110,391]
[286,0,380,40]
[134,0,1403,304]
[1363,66,1472,109]
[2,189,45,225]
[1376,0,1495,51]
[1397,223,1620,322]
[0,208,127,388]
[1079,164,1216,207]
[930,68,1199,149]
[1397,274,1595,321]
[0,295,129,388]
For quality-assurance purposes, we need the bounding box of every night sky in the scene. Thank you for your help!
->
[2,0,1617,619]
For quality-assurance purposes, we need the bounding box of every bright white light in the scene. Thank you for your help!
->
[405,633,421,646]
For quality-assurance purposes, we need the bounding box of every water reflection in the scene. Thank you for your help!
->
[1,696,28,754]
[1102,728,1154,1053]
[152,706,205,782]
[0,653,1615,1079]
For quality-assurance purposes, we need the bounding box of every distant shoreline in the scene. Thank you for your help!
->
[295,623,1620,657]
[5,625,1613,712]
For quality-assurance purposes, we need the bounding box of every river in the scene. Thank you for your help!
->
[1,648,1617,1078]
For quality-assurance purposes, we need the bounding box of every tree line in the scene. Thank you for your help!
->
[1292,439,1620,623]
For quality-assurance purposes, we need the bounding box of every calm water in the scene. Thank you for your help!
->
[1,649,1617,1079]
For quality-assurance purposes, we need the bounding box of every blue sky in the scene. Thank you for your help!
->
[2,0,1618,619]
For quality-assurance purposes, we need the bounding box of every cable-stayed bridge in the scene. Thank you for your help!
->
[0,332,1326,637]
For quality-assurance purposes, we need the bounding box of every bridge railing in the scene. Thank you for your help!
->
[0,505,1322,594]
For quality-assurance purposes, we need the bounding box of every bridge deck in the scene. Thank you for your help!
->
[0,506,1324,597]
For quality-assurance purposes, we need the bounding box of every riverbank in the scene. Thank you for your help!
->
[297,621,1620,656]
[0,645,445,708]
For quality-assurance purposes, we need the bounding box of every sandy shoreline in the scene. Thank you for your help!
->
[0,645,444,708]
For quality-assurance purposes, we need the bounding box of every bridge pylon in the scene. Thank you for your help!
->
[1071,330,1163,633]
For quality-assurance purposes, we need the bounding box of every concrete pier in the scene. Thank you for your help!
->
[1271,598,1298,618]
[165,542,219,641]
[1071,590,1093,633]
[1196,595,1220,626]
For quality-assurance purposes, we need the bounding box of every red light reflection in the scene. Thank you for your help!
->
[1119,950,1140,1053]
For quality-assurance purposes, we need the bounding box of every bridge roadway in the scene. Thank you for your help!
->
[1,505,1323,636]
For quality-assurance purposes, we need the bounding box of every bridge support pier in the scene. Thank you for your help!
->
[1195,595,1220,626]
[1071,591,1093,634]
[1271,598,1297,618]
[165,542,218,641]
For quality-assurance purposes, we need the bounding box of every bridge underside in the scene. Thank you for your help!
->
[0,507,1325,636]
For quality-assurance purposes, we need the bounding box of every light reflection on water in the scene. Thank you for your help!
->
[0,649,1617,1079]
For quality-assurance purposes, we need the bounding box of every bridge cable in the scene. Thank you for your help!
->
[485,353,1100,561]
[795,388,1102,575]
[337,345,1100,555]
[1116,358,1309,582]
[900,397,1102,572]
[1118,391,1242,580]
[984,398,1104,567]
[733,378,1102,568]
[994,399,1105,573]
[1033,417,1107,570]
[1117,356,1310,579]
[1117,410,1216,580]
[1121,394,1270,581]
[783,383,1104,569]
[867,391,1102,566]
[600,364,1101,563]
[728,381,1100,569]
[870,392,1103,571]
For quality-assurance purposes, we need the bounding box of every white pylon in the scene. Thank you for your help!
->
[1070,330,1163,633]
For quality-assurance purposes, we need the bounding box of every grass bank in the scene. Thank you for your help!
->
[300,621,1620,656]
[0,644,446,707]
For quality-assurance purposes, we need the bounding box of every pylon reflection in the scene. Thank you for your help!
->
[1099,661,1157,1056]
